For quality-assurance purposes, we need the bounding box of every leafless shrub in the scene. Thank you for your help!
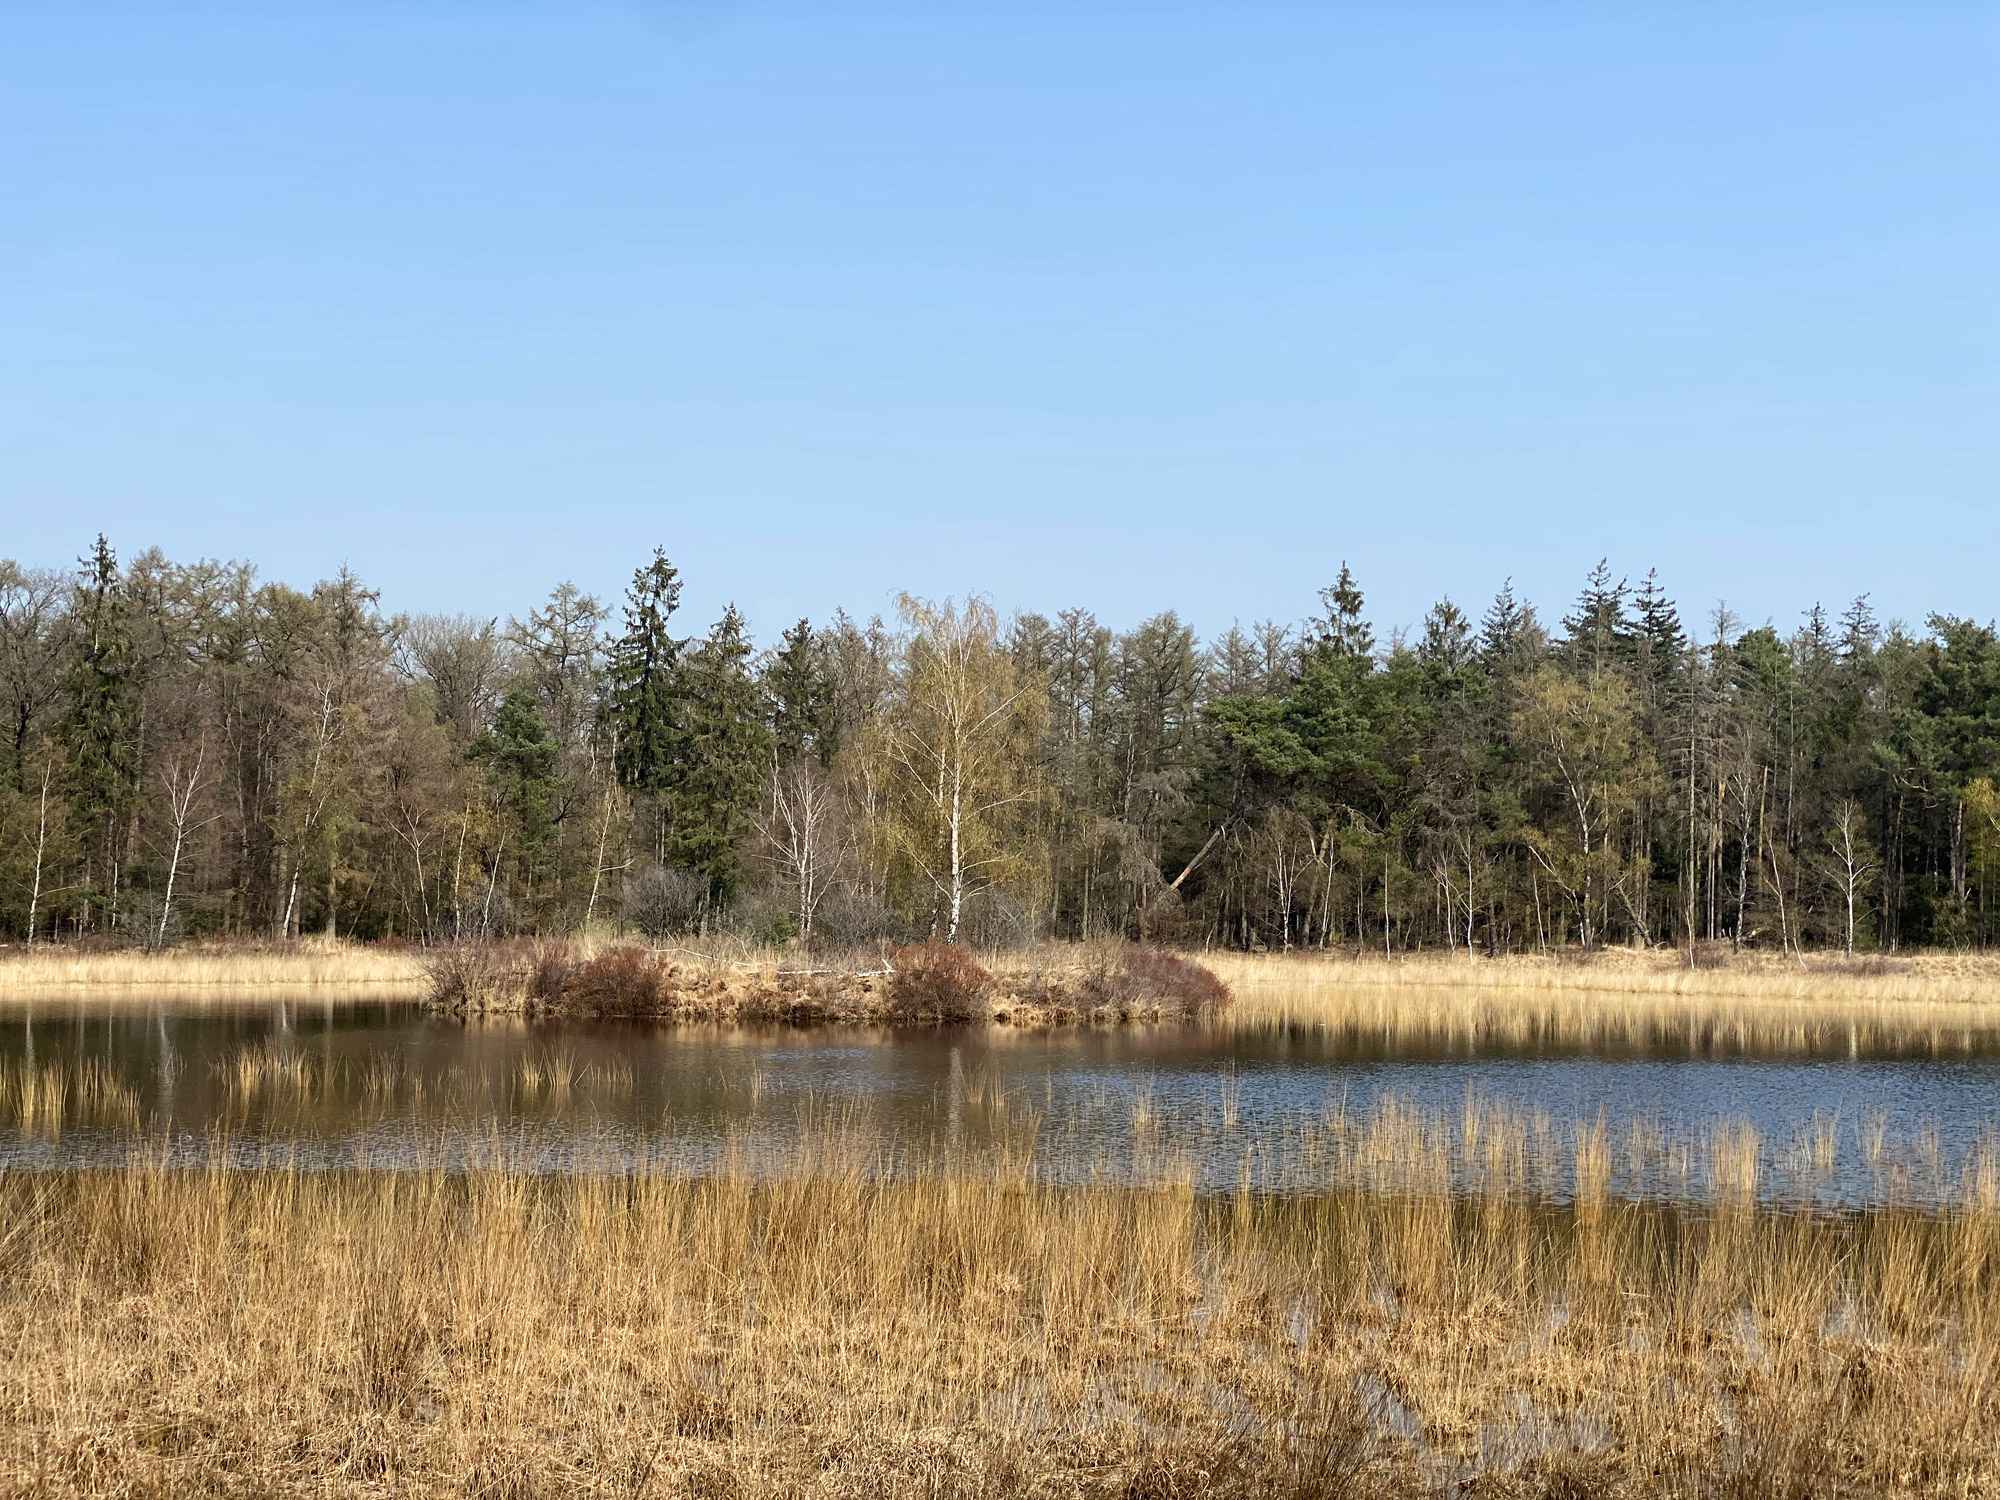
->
[622,864,710,938]
[1009,946,1232,1021]
[417,943,526,1010]
[525,940,579,1005]
[956,888,1037,951]
[885,943,993,1023]
[1815,954,1909,978]
[812,884,909,949]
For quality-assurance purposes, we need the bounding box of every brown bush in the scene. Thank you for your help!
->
[526,940,579,1005]
[884,943,993,1023]
[561,946,670,1018]
[417,944,527,1011]
[1112,946,1231,1018]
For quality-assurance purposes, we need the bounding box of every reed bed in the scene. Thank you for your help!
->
[0,1138,1994,1498]
[0,941,424,995]
[1214,950,2000,1056]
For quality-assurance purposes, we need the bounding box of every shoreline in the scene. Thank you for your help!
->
[4,943,2000,1041]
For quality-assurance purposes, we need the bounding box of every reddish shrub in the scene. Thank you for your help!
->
[561,946,669,1018]
[1108,947,1231,1019]
[885,943,994,1023]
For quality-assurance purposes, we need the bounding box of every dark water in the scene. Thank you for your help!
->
[3,996,1996,1206]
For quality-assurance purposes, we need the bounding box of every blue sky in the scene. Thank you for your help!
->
[2,3,1994,644]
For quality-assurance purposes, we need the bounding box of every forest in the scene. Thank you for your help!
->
[3,537,1998,956]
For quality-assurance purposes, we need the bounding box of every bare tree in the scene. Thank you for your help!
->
[401,614,505,748]
[754,758,840,943]
[1826,798,1879,956]
[22,741,68,948]
[1515,666,1647,950]
[154,740,218,945]
[0,564,72,782]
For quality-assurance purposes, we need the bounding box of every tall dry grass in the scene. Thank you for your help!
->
[1,1138,1995,1497]
[1213,949,2000,1055]
[0,940,425,995]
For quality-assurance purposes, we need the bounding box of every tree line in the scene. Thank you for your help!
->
[3,538,1997,955]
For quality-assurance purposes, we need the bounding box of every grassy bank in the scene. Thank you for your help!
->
[2,1143,1994,1498]
[420,939,1232,1025]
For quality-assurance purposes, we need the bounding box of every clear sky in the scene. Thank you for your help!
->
[2,3,1994,645]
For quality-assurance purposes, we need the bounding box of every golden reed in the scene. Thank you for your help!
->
[1210,949,2000,1056]
[0,940,424,994]
[1,1148,1994,1496]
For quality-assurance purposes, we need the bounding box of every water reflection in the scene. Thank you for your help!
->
[1,995,1996,1207]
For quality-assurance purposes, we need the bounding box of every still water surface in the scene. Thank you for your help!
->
[4,996,1997,1207]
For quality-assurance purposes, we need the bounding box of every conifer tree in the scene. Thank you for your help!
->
[662,606,773,905]
[1313,564,1374,661]
[62,537,138,926]
[605,549,684,809]
[1562,560,1634,681]
[472,691,563,869]
[764,619,839,769]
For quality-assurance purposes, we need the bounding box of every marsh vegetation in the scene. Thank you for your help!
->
[3,1133,1996,1497]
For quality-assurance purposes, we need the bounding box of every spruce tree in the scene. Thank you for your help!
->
[471,691,562,866]
[764,618,839,769]
[1312,563,1374,661]
[1562,560,1634,680]
[605,549,684,799]
[62,536,138,925]
[1633,570,1687,695]
[662,607,774,905]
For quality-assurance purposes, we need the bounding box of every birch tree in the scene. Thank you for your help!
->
[153,738,217,945]
[881,595,1047,942]
[1515,665,1646,949]
[754,758,840,942]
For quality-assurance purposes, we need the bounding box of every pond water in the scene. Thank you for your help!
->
[4,996,1997,1208]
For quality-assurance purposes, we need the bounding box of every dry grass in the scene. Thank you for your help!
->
[0,1135,1994,1498]
[0,940,424,996]
[1212,949,2000,1055]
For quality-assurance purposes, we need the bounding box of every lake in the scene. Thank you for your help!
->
[3,994,1996,1207]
